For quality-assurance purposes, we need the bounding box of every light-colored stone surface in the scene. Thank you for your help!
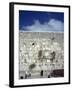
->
[19,32,64,79]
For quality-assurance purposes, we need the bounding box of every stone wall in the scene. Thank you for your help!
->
[19,32,64,78]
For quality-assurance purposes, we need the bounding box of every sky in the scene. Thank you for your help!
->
[19,10,64,32]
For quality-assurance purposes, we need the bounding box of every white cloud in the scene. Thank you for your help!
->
[22,19,64,32]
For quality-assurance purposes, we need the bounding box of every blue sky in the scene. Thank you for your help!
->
[19,10,64,32]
